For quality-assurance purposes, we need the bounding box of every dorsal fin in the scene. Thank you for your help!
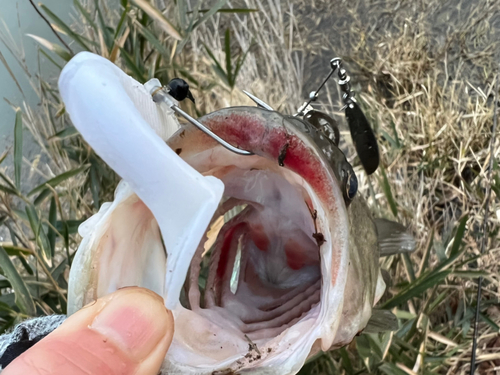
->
[374,218,416,257]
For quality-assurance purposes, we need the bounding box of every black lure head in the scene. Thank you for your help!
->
[167,78,195,103]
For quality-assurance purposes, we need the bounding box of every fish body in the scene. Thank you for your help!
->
[61,52,412,375]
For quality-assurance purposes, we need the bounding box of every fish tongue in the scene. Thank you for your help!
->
[58,52,224,309]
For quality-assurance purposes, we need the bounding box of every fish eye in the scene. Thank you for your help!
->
[344,169,358,200]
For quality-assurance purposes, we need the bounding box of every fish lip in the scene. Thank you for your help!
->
[169,107,346,205]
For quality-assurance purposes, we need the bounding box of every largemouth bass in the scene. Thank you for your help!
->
[60,52,415,375]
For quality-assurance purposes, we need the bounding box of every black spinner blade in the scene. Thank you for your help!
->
[345,102,379,175]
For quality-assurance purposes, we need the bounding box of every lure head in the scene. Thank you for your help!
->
[167,78,195,103]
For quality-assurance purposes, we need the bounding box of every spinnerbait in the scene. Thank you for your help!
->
[146,57,379,176]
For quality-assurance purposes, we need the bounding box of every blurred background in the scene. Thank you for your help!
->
[0,0,75,152]
[0,0,499,374]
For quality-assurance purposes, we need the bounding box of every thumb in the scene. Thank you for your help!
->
[3,287,173,375]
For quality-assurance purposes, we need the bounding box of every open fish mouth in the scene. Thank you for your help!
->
[60,52,386,375]
[164,108,349,372]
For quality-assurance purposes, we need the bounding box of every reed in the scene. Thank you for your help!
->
[0,0,498,373]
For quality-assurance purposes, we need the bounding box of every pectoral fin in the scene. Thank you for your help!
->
[363,309,399,334]
[374,218,416,257]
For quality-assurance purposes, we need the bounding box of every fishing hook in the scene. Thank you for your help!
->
[242,90,274,110]
[145,79,254,156]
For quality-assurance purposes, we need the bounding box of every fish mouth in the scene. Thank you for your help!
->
[161,108,349,372]
[70,107,350,374]
[62,55,350,372]
[179,143,323,341]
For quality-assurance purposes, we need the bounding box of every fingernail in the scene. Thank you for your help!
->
[90,289,169,361]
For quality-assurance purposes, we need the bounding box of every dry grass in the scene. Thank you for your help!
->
[0,0,499,373]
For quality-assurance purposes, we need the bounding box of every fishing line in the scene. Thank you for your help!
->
[469,66,499,375]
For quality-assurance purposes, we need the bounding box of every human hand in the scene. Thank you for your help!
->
[3,287,173,375]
